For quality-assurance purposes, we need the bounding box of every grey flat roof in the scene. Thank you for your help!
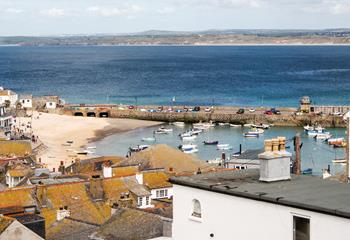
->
[170,169,350,219]
[30,177,84,185]
[234,149,264,161]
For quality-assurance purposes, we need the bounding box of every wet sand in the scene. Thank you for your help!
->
[17,112,162,170]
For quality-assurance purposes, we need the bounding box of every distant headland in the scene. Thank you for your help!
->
[1,29,350,46]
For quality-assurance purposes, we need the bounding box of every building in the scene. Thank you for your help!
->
[143,170,173,200]
[170,139,350,240]
[0,88,18,108]
[0,216,44,240]
[225,149,263,170]
[0,106,13,136]
[300,96,311,113]
[45,101,57,109]
[19,95,33,109]
[5,165,32,188]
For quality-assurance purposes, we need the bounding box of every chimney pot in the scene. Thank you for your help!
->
[272,138,279,152]
[264,140,272,152]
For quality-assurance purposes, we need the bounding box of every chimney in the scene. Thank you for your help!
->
[57,207,70,221]
[258,137,292,182]
[74,158,81,173]
[102,162,112,178]
[58,161,65,175]
[136,172,143,185]
[36,184,47,207]
[90,175,104,200]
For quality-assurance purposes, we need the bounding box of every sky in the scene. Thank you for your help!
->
[0,0,350,36]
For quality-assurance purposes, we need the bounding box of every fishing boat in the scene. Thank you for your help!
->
[217,144,232,150]
[230,124,241,127]
[141,137,156,142]
[182,135,197,141]
[332,159,346,164]
[314,133,332,140]
[203,140,219,145]
[243,132,259,137]
[129,145,150,152]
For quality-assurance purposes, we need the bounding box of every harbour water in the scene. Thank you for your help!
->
[2,45,350,107]
[93,124,346,176]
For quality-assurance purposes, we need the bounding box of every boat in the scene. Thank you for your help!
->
[243,123,254,128]
[179,144,198,150]
[182,135,197,141]
[248,128,264,134]
[230,124,241,127]
[191,128,203,135]
[155,130,169,134]
[314,133,332,140]
[243,132,259,137]
[75,150,94,155]
[179,131,192,138]
[307,129,329,137]
[86,146,96,149]
[183,148,199,154]
[66,140,74,144]
[217,144,232,150]
[303,125,314,131]
[332,159,346,164]
[158,127,173,133]
[327,137,344,145]
[141,137,156,142]
[301,168,313,175]
[252,124,270,129]
[129,145,150,152]
[334,142,347,148]
[203,140,219,145]
[218,123,229,126]
[172,122,185,127]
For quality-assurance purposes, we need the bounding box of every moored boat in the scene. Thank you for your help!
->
[217,144,232,150]
[172,122,185,127]
[182,135,197,141]
[141,137,156,142]
[129,145,150,152]
[243,132,259,137]
[314,133,332,140]
[203,140,219,145]
[230,124,241,127]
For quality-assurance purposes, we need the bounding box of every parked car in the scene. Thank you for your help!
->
[271,108,281,115]
[236,109,245,114]
[175,109,183,113]
[265,110,273,115]
[148,109,157,113]
[139,108,147,112]
[193,106,201,112]
[158,106,164,111]
[205,107,211,113]
[249,109,255,113]
[128,105,135,110]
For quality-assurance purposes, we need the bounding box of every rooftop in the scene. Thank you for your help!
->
[170,169,350,219]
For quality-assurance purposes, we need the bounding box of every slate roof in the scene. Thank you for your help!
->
[170,169,350,219]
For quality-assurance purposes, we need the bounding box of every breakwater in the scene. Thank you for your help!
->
[54,104,346,128]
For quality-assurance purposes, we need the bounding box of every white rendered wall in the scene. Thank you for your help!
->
[172,184,350,240]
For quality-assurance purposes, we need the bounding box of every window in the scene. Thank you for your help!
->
[293,216,310,240]
[146,197,150,205]
[138,197,143,206]
[191,199,202,218]
[156,189,167,198]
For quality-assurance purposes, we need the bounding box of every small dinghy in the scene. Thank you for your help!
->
[182,135,197,141]
[332,159,346,164]
[158,127,173,133]
[203,140,219,145]
[129,145,150,152]
[217,144,232,150]
[243,132,259,138]
[183,148,199,154]
[172,122,185,127]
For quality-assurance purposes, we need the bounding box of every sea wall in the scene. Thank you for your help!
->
[59,105,346,128]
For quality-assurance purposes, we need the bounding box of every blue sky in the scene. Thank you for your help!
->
[0,0,350,36]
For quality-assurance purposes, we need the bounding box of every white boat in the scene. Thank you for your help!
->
[191,128,203,135]
[182,135,197,141]
[243,132,259,137]
[217,144,232,150]
[141,137,156,142]
[252,124,270,129]
[307,129,329,137]
[172,122,185,127]
[183,148,199,154]
[155,130,168,134]
[129,145,150,152]
[243,123,254,128]
[86,146,97,149]
[332,159,346,164]
[314,133,332,140]
[303,125,314,131]
[230,124,241,127]
[218,123,229,126]
[180,131,192,138]
[180,144,198,150]
[248,128,264,134]
[158,127,173,133]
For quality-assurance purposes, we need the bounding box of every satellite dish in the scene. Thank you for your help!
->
[344,111,350,121]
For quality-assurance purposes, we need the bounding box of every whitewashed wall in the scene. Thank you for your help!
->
[172,184,350,240]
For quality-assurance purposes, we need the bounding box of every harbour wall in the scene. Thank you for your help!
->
[56,105,346,128]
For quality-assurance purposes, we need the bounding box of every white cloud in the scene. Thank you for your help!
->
[40,8,65,17]
[329,2,350,14]
[4,8,23,13]
[157,7,175,14]
[87,4,142,17]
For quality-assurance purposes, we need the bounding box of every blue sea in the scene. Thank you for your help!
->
[1,45,350,107]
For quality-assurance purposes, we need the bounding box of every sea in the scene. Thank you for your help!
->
[1,45,350,175]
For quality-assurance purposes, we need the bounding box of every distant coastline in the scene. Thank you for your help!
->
[1,29,350,46]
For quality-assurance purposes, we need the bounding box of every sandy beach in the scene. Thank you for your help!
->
[16,112,162,170]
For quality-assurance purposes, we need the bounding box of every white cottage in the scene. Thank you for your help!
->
[19,95,33,108]
[170,140,350,240]
[0,87,18,107]
[45,101,57,109]
[0,106,13,135]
